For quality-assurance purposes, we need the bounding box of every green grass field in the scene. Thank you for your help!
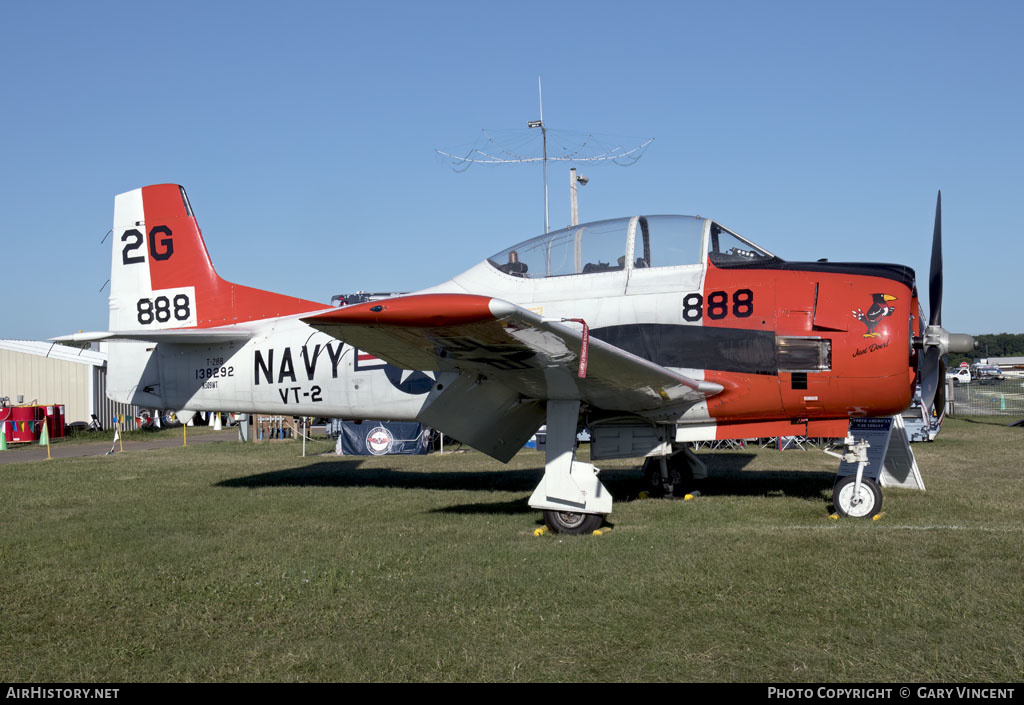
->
[1,418,1021,682]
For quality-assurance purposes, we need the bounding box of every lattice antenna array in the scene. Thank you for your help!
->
[436,78,653,233]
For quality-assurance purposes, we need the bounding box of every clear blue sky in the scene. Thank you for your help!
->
[2,1,1021,340]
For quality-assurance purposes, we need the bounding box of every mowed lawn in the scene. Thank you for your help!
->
[1,418,1021,682]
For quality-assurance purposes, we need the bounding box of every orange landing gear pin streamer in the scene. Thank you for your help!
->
[564,318,589,378]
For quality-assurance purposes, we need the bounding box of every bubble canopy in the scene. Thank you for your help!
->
[487,215,776,278]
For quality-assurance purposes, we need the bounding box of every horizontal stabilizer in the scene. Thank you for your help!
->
[52,328,254,345]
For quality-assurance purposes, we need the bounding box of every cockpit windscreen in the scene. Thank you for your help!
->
[488,218,632,278]
[707,222,775,265]
[487,216,777,278]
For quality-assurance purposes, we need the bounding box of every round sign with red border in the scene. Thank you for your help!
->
[366,425,394,455]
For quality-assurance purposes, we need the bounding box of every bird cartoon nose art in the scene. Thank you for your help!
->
[852,294,897,338]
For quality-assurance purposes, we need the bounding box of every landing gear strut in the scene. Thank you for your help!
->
[529,400,611,534]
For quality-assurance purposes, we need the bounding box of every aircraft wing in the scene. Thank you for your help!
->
[302,293,722,414]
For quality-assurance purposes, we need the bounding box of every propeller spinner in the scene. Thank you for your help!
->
[917,191,975,418]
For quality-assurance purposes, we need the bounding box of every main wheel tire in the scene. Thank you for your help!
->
[641,456,694,498]
[833,475,883,518]
[642,457,667,497]
[542,510,604,535]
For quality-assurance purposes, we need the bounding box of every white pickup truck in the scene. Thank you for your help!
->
[946,367,972,384]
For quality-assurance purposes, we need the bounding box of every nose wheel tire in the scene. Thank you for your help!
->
[542,510,604,535]
[833,475,883,518]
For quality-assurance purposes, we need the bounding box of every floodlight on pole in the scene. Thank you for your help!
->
[570,167,589,226]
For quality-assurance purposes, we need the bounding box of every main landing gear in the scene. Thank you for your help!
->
[528,400,612,534]
[641,445,706,498]
[541,509,604,534]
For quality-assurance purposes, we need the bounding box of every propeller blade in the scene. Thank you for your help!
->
[919,346,942,416]
[918,190,974,418]
[929,190,943,326]
[933,358,947,421]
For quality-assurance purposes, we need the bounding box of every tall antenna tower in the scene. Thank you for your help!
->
[436,77,654,233]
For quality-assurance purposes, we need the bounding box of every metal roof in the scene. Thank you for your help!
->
[982,356,1024,366]
[0,339,107,367]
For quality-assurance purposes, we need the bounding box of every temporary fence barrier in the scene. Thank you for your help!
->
[948,377,1024,416]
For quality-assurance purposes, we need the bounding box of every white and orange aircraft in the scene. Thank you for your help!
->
[58,184,973,533]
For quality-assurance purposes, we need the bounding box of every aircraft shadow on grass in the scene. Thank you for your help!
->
[214,453,836,515]
[962,417,1017,427]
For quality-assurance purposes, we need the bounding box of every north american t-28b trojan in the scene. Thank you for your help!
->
[58,185,973,533]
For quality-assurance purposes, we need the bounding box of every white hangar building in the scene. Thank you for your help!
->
[0,340,139,430]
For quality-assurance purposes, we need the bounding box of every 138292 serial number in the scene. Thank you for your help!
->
[195,366,234,380]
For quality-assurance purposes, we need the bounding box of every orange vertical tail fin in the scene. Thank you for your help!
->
[109,184,325,331]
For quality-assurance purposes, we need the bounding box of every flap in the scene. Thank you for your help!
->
[417,372,546,463]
